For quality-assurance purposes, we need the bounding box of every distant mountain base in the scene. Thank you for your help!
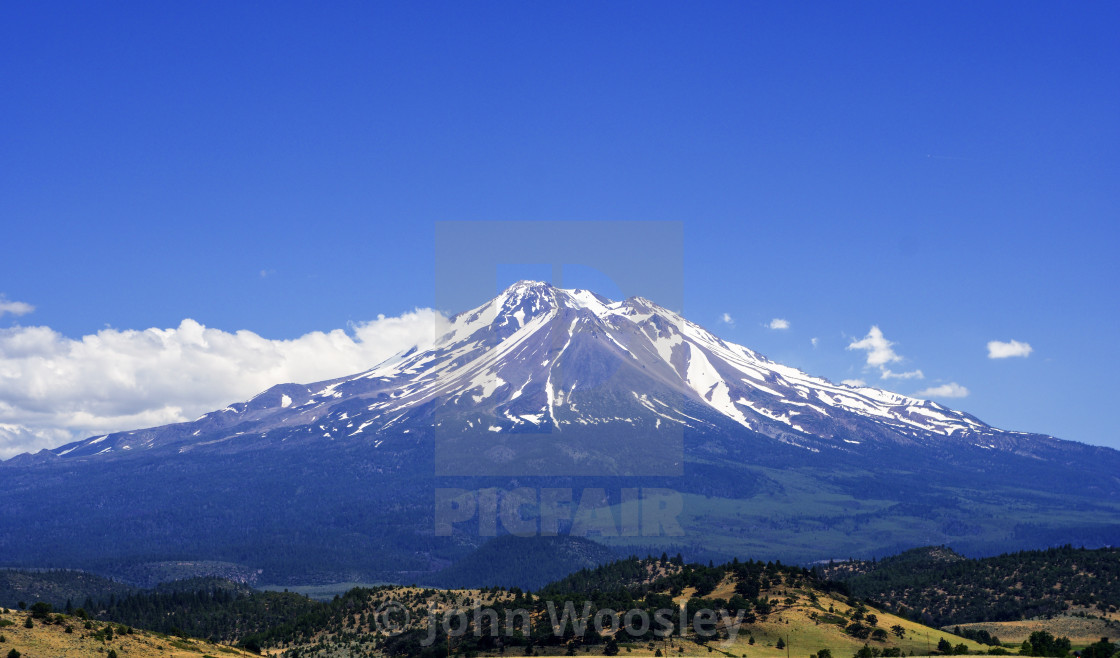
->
[424,535,621,590]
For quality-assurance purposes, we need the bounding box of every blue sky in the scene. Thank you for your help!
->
[1,1,1117,453]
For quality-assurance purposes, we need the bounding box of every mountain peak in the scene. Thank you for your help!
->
[507,279,552,291]
[372,283,1006,449]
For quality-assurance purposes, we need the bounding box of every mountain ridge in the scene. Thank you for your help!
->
[18,281,1098,466]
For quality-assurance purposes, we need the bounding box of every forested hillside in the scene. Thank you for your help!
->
[244,556,981,657]
[0,569,135,610]
[820,546,1120,626]
[6,546,1119,656]
[91,580,320,644]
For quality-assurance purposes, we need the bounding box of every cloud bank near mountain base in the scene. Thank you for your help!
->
[0,309,446,458]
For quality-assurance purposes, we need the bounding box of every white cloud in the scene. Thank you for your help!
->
[841,379,866,387]
[987,339,1033,359]
[0,296,35,318]
[810,337,819,348]
[847,325,924,380]
[915,382,970,398]
[847,326,899,367]
[768,318,790,330]
[720,313,735,326]
[881,368,925,380]
[0,310,447,458]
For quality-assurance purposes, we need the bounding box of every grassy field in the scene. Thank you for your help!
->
[0,609,255,657]
[659,576,989,658]
[949,613,1120,646]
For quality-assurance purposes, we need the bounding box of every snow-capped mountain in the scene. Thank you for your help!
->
[47,280,1029,462]
[5,281,1119,584]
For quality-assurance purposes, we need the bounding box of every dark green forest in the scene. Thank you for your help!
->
[90,580,320,644]
[0,569,135,611]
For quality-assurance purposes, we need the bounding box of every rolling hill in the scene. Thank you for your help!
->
[819,545,1120,626]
